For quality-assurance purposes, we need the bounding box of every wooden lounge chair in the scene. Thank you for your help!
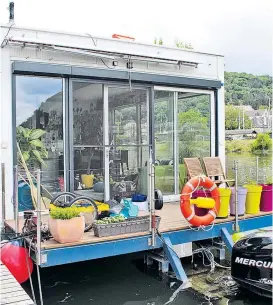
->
[183,158,205,180]
[202,157,235,187]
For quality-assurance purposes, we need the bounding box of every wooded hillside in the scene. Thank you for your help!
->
[225,72,272,109]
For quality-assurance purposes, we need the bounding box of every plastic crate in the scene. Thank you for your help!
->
[93,215,161,237]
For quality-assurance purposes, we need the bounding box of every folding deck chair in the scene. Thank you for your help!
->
[202,157,235,187]
[183,158,205,180]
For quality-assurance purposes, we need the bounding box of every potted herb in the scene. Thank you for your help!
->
[49,206,85,243]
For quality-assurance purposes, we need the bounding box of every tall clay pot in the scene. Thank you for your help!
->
[49,215,85,244]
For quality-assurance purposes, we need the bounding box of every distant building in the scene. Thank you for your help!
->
[225,129,257,140]
[234,105,272,129]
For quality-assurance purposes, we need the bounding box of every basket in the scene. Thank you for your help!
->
[93,215,161,237]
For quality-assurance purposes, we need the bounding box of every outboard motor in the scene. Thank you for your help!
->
[231,230,272,298]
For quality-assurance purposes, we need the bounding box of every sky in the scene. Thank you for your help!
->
[0,0,272,75]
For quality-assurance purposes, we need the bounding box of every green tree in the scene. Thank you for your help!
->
[225,105,252,130]
[251,133,272,153]
[178,109,209,158]
[224,72,272,110]
[178,109,208,128]
[154,37,163,45]
[175,39,193,50]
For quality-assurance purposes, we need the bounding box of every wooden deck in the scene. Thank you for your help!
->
[4,203,272,250]
[0,262,34,305]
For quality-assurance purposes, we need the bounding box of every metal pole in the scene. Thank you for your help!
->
[268,98,271,129]
[242,108,245,129]
[256,156,259,184]
[225,155,228,177]
[1,163,6,229]
[36,169,41,265]
[13,165,19,234]
[149,151,156,247]
[234,161,239,232]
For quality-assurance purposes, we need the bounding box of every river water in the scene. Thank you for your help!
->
[22,254,271,305]
[226,153,272,186]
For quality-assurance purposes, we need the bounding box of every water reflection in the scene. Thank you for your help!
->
[227,153,272,185]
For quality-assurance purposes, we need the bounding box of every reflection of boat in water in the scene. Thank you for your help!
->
[231,230,273,298]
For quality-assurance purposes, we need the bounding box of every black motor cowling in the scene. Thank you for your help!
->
[231,230,273,298]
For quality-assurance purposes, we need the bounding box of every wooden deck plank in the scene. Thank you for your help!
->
[4,203,272,250]
[0,294,32,304]
[0,262,34,305]
[1,286,25,294]
[1,289,28,296]
[6,301,34,305]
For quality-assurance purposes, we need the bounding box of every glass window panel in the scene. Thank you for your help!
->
[73,147,105,201]
[108,87,148,145]
[108,87,149,199]
[16,76,63,194]
[177,92,211,189]
[109,146,149,199]
[72,81,104,198]
[154,91,175,194]
[73,82,103,146]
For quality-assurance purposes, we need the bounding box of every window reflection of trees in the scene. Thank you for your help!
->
[178,94,210,159]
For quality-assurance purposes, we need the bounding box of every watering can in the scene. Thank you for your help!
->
[120,199,139,217]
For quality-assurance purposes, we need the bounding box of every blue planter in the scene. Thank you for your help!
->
[18,181,34,212]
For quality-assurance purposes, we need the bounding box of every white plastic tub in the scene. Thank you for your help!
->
[132,201,149,211]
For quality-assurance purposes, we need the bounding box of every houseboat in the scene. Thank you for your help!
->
[0,24,271,284]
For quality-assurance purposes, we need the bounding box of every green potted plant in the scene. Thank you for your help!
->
[16,126,49,211]
[16,126,48,168]
[49,206,85,243]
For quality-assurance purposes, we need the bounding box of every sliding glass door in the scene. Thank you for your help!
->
[71,81,105,200]
[108,87,149,199]
[70,81,214,200]
[71,81,150,201]
[177,91,213,190]
[154,91,175,194]
[154,87,215,195]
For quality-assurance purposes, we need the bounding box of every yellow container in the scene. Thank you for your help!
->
[217,188,231,218]
[243,185,263,214]
[81,174,94,188]
[190,197,215,209]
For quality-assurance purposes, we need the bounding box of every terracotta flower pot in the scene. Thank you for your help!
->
[49,215,85,244]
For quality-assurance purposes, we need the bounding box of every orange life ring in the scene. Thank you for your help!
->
[180,176,220,226]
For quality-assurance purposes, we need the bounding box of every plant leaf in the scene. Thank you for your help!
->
[32,150,46,167]
[40,150,48,158]
[22,151,30,162]
[16,126,26,136]
[29,129,46,140]
[29,139,44,148]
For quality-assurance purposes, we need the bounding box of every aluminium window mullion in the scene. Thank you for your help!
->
[210,92,216,157]
[173,92,179,194]
[68,79,75,191]
[103,85,110,201]
[63,78,70,191]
